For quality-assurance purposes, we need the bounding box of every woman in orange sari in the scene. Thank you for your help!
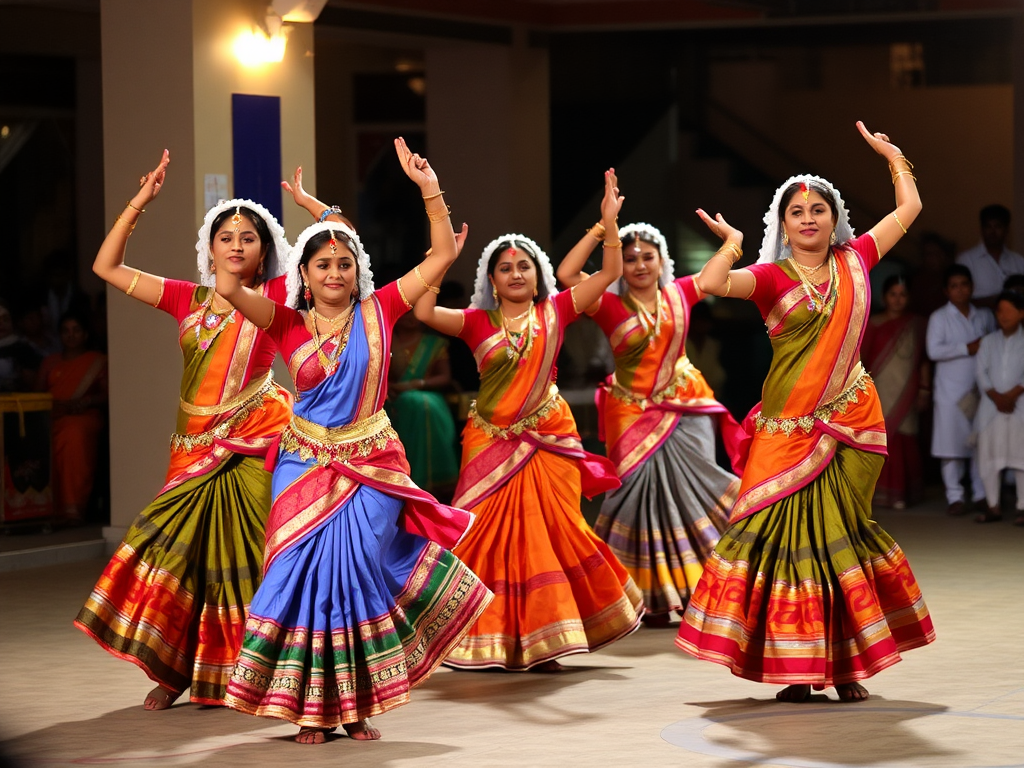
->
[676,122,935,702]
[861,275,929,508]
[38,311,108,525]
[556,221,742,625]
[415,171,643,671]
[75,153,330,710]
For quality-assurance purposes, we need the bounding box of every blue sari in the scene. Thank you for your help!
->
[224,283,491,728]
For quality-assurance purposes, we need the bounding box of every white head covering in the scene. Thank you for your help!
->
[285,221,375,308]
[614,222,676,295]
[195,199,290,287]
[470,234,558,310]
[758,174,854,264]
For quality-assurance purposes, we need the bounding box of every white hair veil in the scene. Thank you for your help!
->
[758,175,854,264]
[195,199,290,287]
[285,221,375,308]
[614,222,676,295]
[470,234,558,310]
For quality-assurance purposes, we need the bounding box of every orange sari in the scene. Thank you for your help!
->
[445,289,643,669]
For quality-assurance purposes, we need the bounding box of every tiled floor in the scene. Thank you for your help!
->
[1,498,1021,768]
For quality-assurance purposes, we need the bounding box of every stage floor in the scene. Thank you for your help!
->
[1,495,1021,768]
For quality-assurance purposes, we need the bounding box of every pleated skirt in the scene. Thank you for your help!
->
[676,444,935,685]
[445,449,643,670]
[595,415,737,614]
[75,454,268,705]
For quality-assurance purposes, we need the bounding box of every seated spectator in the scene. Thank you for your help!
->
[37,312,108,525]
[956,205,1024,308]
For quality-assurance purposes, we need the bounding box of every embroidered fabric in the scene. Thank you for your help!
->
[468,390,561,439]
[195,199,290,287]
[285,221,375,308]
[279,410,398,466]
[753,368,872,435]
[757,175,855,264]
[470,233,558,310]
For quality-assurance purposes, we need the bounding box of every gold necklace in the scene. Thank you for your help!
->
[310,304,356,375]
[503,304,538,361]
[790,255,829,276]
[309,306,349,332]
[793,253,839,313]
[501,306,532,325]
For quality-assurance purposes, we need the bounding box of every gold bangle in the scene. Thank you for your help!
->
[589,223,606,241]
[125,200,145,214]
[396,276,412,308]
[414,265,441,294]
[723,275,732,296]
[258,303,276,331]
[891,211,908,234]
[723,242,743,260]
[892,170,917,184]
[125,269,142,296]
[745,274,757,300]
[114,215,136,235]
[603,239,622,249]
[422,190,445,201]
[426,204,451,223]
[714,251,736,266]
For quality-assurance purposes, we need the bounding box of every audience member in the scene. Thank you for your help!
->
[956,205,1024,307]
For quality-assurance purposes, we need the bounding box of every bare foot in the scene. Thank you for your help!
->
[836,682,869,702]
[296,727,331,745]
[775,684,811,702]
[343,719,381,741]
[530,660,564,673]
[143,685,181,711]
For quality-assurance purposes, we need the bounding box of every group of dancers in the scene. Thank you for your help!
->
[74,122,935,745]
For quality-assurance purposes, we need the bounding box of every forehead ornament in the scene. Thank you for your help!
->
[799,182,809,203]
[508,247,517,257]
[329,233,338,255]
[231,207,242,232]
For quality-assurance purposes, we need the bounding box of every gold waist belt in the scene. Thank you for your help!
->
[469,387,560,440]
[280,409,398,466]
[754,365,871,436]
[179,372,274,416]
[170,374,276,452]
[611,357,696,408]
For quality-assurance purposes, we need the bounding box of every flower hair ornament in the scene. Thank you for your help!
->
[758,174,854,264]
[470,233,558,310]
[612,222,676,295]
[195,198,290,287]
[285,221,375,308]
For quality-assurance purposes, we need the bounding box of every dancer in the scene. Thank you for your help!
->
[676,122,935,702]
[556,220,742,625]
[861,275,929,508]
[415,171,643,671]
[219,138,492,744]
[75,151,325,709]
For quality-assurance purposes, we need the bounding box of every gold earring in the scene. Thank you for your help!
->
[830,230,837,245]
[492,284,498,303]
[782,231,789,246]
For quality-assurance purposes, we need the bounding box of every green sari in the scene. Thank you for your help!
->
[386,333,459,492]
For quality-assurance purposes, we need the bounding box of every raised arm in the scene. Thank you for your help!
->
[555,223,605,288]
[92,150,171,307]
[282,166,354,228]
[566,170,625,311]
[856,121,922,258]
[215,259,276,330]
[693,211,753,299]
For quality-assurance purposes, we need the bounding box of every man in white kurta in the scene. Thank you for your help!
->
[926,267,995,512]
[956,204,1024,305]
[973,297,1024,520]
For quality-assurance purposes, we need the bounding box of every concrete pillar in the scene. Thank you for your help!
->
[99,0,316,545]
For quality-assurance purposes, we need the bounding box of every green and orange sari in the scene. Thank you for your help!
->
[75,277,292,705]
[444,289,643,670]
[676,235,935,685]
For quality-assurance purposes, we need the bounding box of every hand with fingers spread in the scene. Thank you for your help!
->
[695,208,744,249]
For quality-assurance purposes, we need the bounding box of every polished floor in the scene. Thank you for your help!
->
[1,496,1021,768]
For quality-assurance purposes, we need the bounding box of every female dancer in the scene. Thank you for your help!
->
[219,138,492,744]
[75,151,326,710]
[556,220,742,624]
[415,171,643,671]
[861,275,929,508]
[676,122,935,702]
